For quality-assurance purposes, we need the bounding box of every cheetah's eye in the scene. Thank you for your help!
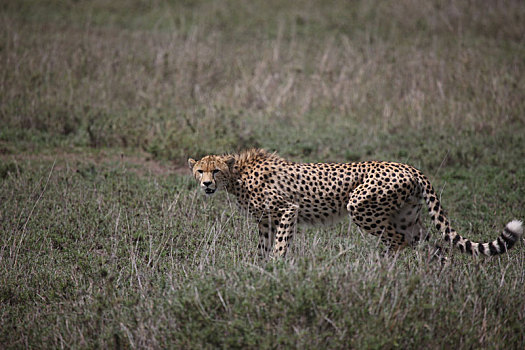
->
[212,169,220,175]
[196,170,203,174]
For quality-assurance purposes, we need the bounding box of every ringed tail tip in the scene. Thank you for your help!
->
[506,220,523,238]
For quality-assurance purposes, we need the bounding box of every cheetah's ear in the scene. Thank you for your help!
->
[188,158,196,171]
[225,156,236,170]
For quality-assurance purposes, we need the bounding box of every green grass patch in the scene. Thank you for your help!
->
[1,0,524,348]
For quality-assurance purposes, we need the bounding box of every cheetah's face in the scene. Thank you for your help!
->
[188,155,235,196]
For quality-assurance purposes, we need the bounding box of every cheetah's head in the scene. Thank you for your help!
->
[188,155,235,196]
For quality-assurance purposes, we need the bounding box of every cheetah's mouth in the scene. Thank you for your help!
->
[204,188,216,195]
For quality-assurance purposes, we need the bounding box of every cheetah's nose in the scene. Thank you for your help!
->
[203,181,212,187]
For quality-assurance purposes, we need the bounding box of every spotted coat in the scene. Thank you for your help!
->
[189,149,522,258]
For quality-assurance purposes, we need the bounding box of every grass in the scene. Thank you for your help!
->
[1,0,525,348]
[2,162,524,348]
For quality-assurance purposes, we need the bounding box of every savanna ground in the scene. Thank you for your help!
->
[1,0,525,348]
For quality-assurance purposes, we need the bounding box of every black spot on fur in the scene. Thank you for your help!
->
[478,243,485,255]
[488,242,498,255]
[496,237,507,252]
[465,241,473,255]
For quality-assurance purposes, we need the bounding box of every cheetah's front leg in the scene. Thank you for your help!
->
[257,218,275,259]
[272,205,299,258]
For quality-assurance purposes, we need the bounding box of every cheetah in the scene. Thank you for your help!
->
[188,149,523,259]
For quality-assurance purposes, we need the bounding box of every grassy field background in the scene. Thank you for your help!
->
[1,0,525,348]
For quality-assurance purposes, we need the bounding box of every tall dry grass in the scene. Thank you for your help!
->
[0,161,524,348]
[1,0,524,160]
[1,2,525,346]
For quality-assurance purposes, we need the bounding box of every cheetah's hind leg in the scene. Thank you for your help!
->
[347,182,407,250]
[390,199,448,264]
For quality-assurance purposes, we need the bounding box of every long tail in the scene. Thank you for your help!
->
[417,174,523,256]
